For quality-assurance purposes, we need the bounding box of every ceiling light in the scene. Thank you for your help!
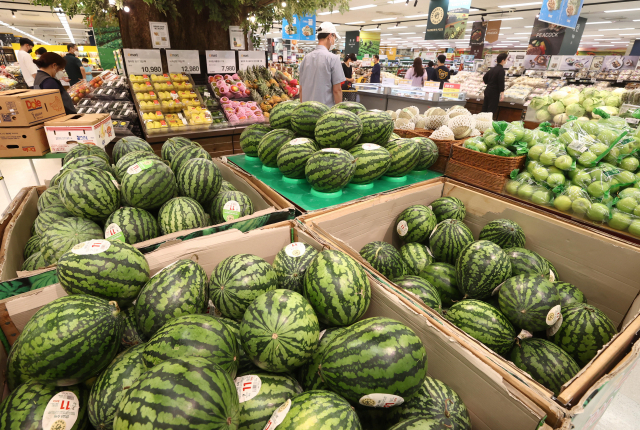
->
[381,33,392,36]
[493,17,524,21]
[605,8,640,13]
[317,11,337,15]
[345,21,365,24]
[373,17,397,21]
[123,6,130,12]
[514,32,530,34]
[470,8,480,12]
[594,38,620,41]
[597,44,615,46]
[620,33,640,36]
[407,36,422,38]
[414,24,428,27]
[363,28,381,31]
[399,32,416,34]
[405,13,429,18]
[525,25,533,28]
[586,21,612,25]
[599,28,634,31]
[350,4,377,10]
[387,26,408,29]
[11,10,15,18]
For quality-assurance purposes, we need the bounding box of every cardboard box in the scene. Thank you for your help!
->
[44,113,115,152]
[0,221,550,430]
[0,89,66,127]
[299,178,640,429]
[0,124,50,157]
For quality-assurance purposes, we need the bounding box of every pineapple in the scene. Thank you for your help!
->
[251,89,262,104]
[258,81,270,97]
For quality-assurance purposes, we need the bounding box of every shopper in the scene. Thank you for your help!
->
[82,58,93,74]
[341,53,357,90]
[33,53,77,114]
[17,38,37,88]
[36,46,70,87]
[433,54,456,89]
[404,57,426,87]
[64,43,86,86]
[425,61,435,81]
[298,22,345,107]
[368,54,381,84]
[482,52,507,116]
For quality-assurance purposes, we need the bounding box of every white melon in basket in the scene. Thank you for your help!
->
[389,110,398,120]
[448,105,467,112]
[448,108,471,119]
[425,107,446,117]
[470,129,482,137]
[449,115,473,139]
[398,108,415,120]
[406,106,420,117]
[425,115,448,130]
[430,125,455,141]
[414,116,427,129]
[395,117,416,130]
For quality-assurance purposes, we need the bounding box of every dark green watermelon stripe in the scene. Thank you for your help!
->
[60,168,120,220]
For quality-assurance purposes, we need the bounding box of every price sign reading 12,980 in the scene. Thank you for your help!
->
[123,49,163,75]
[206,51,236,74]
[166,50,201,74]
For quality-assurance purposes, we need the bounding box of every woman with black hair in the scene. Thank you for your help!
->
[341,53,357,90]
[404,57,425,87]
[33,53,76,114]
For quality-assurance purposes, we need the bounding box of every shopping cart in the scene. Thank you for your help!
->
[342,89,358,102]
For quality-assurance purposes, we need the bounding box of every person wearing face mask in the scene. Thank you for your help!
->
[64,43,86,86]
[298,22,345,107]
[17,38,38,88]
[33,53,77,114]
[36,47,70,88]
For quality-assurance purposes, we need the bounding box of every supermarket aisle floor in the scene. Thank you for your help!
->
[0,158,62,212]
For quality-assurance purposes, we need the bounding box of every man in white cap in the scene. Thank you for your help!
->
[298,22,345,107]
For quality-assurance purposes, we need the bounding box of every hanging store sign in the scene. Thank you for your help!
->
[485,20,501,44]
[149,22,170,49]
[229,26,246,50]
[444,0,471,40]
[424,0,449,40]
[539,0,585,29]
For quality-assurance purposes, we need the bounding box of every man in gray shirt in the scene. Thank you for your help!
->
[299,22,345,107]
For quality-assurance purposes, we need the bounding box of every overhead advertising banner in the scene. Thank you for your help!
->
[485,20,501,44]
[445,0,471,39]
[282,14,316,41]
[282,16,299,40]
[380,47,397,60]
[539,0,585,29]
[358,31,380,58]
[345,31,360,56]
[558,17,587,54]
[526,18,566,56]
[469,21,487,58]
[424,0,449,40]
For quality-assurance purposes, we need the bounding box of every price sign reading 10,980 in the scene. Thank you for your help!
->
[206,51,237,74]
[123,49,163,75]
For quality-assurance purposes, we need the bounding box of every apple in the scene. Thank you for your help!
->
[546,173,566,188]
[608,211,632,231]
[571,197,591,216]
[587,203,610,222]
[572,171,592,188]
[505,180,521,195]
[539,151,558,167]
[620,157,639,172]
[517,184,536,200]
[615,170,636,185]
[621,188,640,201]
[616,197,638,214]
[527,145,545,161]
[554,155,573,171]
[532,189,553,205]
[578,151,597,166]
[554,195,573,212]
[629,220,640,237]
[532,167,549,182]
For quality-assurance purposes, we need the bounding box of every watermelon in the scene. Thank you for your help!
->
[555,282,587,306]
[135,259,208,339]
[158,196,207,235]
[456,240,512,299]
[143,314,239,376]
[170,145,212,174]
[277,138,318,179]
[303,250,371,326]
[210,190,254,225]
[9,295,123,385]
[272,242,320,293]
[290,101,330,138]
[412,137,439,170]
[510,338,581,396]
[21,250,46,271]
[64,142,110,165]
[6,333,27,391]
[395,205,437,243]
[359,241,406,279]
[358,111,394,146]
[23,234,41,259]
[394,275,442,313]
[430,196,466,223]
[112,136,153,164]
[104,207,159,245]
[57,239,150,307]
[40,217,103,265]
[320,317,428,403]
[479,219,526,248]
[305,148,357,193]
[429,219,474,265]
[88,344,146,430]
[115,150,161,181]
[121,158,177,210]
[258,129,296,167]
[298,327,347,391]
[349,143,391,184]
[240,289,319,372]
[504,247,549,277]
[385,138,421,177]
[332,101,366,115]
[120,306,144,352]
[314,109,363,150]
[33,204,72,236]
[220,180,237,192]
[236,372,303,430]
[396,376,471,429]
[62,155,113,175]
[209,254,278,320]
[219,318,255,373]
[113,357,239,429]
[161,136,198,162]
[268,101,298,130]
[50,169,72,187]
[60,167,120,221]
[498,274,560,332]
[546,257,560,281]
[277,390,361,430]
[177,158,222,205]
[550,303,617,366]
[240,123,273,156]
[400,243,433,276]
[355,404,400,430]
[389,418,446,429]
[37,186,62,212]
[445,300,516,355]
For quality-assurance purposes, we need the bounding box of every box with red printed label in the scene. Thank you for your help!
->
[0,89,66,127]
[44,113,115,153]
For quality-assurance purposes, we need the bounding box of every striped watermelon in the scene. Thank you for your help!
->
[498,274,560,332]
[158,196,207,235]
[113,136,153,164]
[412,137,439,170]
[272,242,320,293]
[240,289,319,372]
[511,338,580,396]
[161,136,199,162]
[258,129,296,167]
[277,390,361,430]
[385,139,421,177]
[395,205,437,243]
[349,144,391,184]
[269,101,298,130]
[60,167,120,221]
[21,250,46,271]
[456,240,512,299]
[355,404,399,430]
[9,295,123,385]
[359,241,407,280]
[298,327,347,391]
[546,258,560,281]
[419,262,461,307]
[105,207,159,245]
[390,132,401,141]
[33,204,72,236]
[6,333,27,391]
[219,318,256,373]
[315,109,363,150]
[88,344,146,430]
[430,197,466,223]
[305,148,356,193]
[400,243,433,276]
[210,190,254,224]
[64,142,110,165]
[220,180,237,192]
[389,418,445,429]
[177,158,222,205]
[135,259,208,339]
[62,155,113,175]
[303,250,371,326]
[121,158,177,210]
[358,111,394,146]
[57,239,150,307]
[396,376,471,429]
[277,138,318,179]
[236,372,303,430]
[40,217,103,265]
[115,150,161,181]
[120,306,144,352]
[555,282,586,306]
[504,247,549,277]
[240,123,273,156]
[445,300,516,355]
[23,234,41,259]
[550,303,617,366]
[113,357,239,429]
[394,275,442,313]
[429,219,474,265]
[170,145,212,174]
[290,101,330,138]
[320,317,428,402]
[479,219,526,249]
[143,314,239,377]
[37,186,62,212]
[50,169,72,187]
[209,254,278,320]
[332,101,366,115]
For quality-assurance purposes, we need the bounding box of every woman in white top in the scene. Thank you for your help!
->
[404,57,426,87]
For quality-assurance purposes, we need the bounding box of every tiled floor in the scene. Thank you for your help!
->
[0,158,62,212]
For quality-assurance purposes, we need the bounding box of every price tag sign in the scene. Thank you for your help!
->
[442,82,461,99]
[206,51,236,74]
[123,49,163,75]
[238,51,266,70]
[166,50,201,74]
[381,77,395,86]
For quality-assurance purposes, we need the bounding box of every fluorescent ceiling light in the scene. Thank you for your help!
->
[605,8,640,13]
[494,17,524,21]
[362,28,381,31]
[498,2,541,7]
[405,14,429,18]
[597,44,615,46]
[612,42,629,44]
[399,32,416,34]
[621,33,640,36]
[599,28,634,31]
[345,21,365,24]
[0,21,47,44]
[317,11,337,15]
[514,32,530,34]
[373,17,397,21]
[594,39,621,41]
[350,4,376,10]
[525,25,533,28]
[414,24,428,27]
[586,21,612,24]
[387,26,408,29]
[381,33,392,35]
[470,8,480,12]
[407,36,422,38]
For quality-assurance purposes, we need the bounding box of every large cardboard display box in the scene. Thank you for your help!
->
[0,89,66,127]
[0,221,550,430]
[299,178,640,429]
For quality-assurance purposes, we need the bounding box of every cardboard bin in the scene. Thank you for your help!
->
[0,124,51,157]
[0,89,66,127]
[44,113,115,152]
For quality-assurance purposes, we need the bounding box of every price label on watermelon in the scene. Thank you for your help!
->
[359,393,404,408]
[263,399,291,430]
[547,305,562,326]
[396,221,409,237]
[105,223,126,243]
[222,200,241,222]
[71,239,111,255]
[548,269,555,282]
[547,312,563,337]
[492,281,505,296]
[42,391,80,430]
[318,329,327,341]
[289,138,310,146]
[235,375,262,403]
[517,330,533,340]
[321,148,341,154]
[362,143,381,151]
[285,242,306,258]
[127,159,155,175]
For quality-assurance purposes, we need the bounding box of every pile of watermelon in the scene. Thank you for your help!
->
[22,137,255,271]
[240,101,440,193]
[4,237,474,430]
[358,197,618,397]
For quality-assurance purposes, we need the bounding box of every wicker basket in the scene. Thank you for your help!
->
[430,155,449,174]
[393,129,422,139]
[412,129,433,138]
[451,141,526,176]
[444,159,509,194]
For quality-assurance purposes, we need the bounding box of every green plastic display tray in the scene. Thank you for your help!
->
[227,154,443,212]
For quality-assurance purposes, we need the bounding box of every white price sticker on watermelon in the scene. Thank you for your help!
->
[546,305,562,326]
[71,239,111,255]
[235,375,262,403]
[321,148,341,154]
[263,399,291,430]
[359,393,404,408]
[105,223,126,243]
[289,138,310,146]
[396,220,409,237]
[362,143,381,151]
[42,391,80,430]
[127,159,155,175]
[222,200,241,221]
[285,242,306,258]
